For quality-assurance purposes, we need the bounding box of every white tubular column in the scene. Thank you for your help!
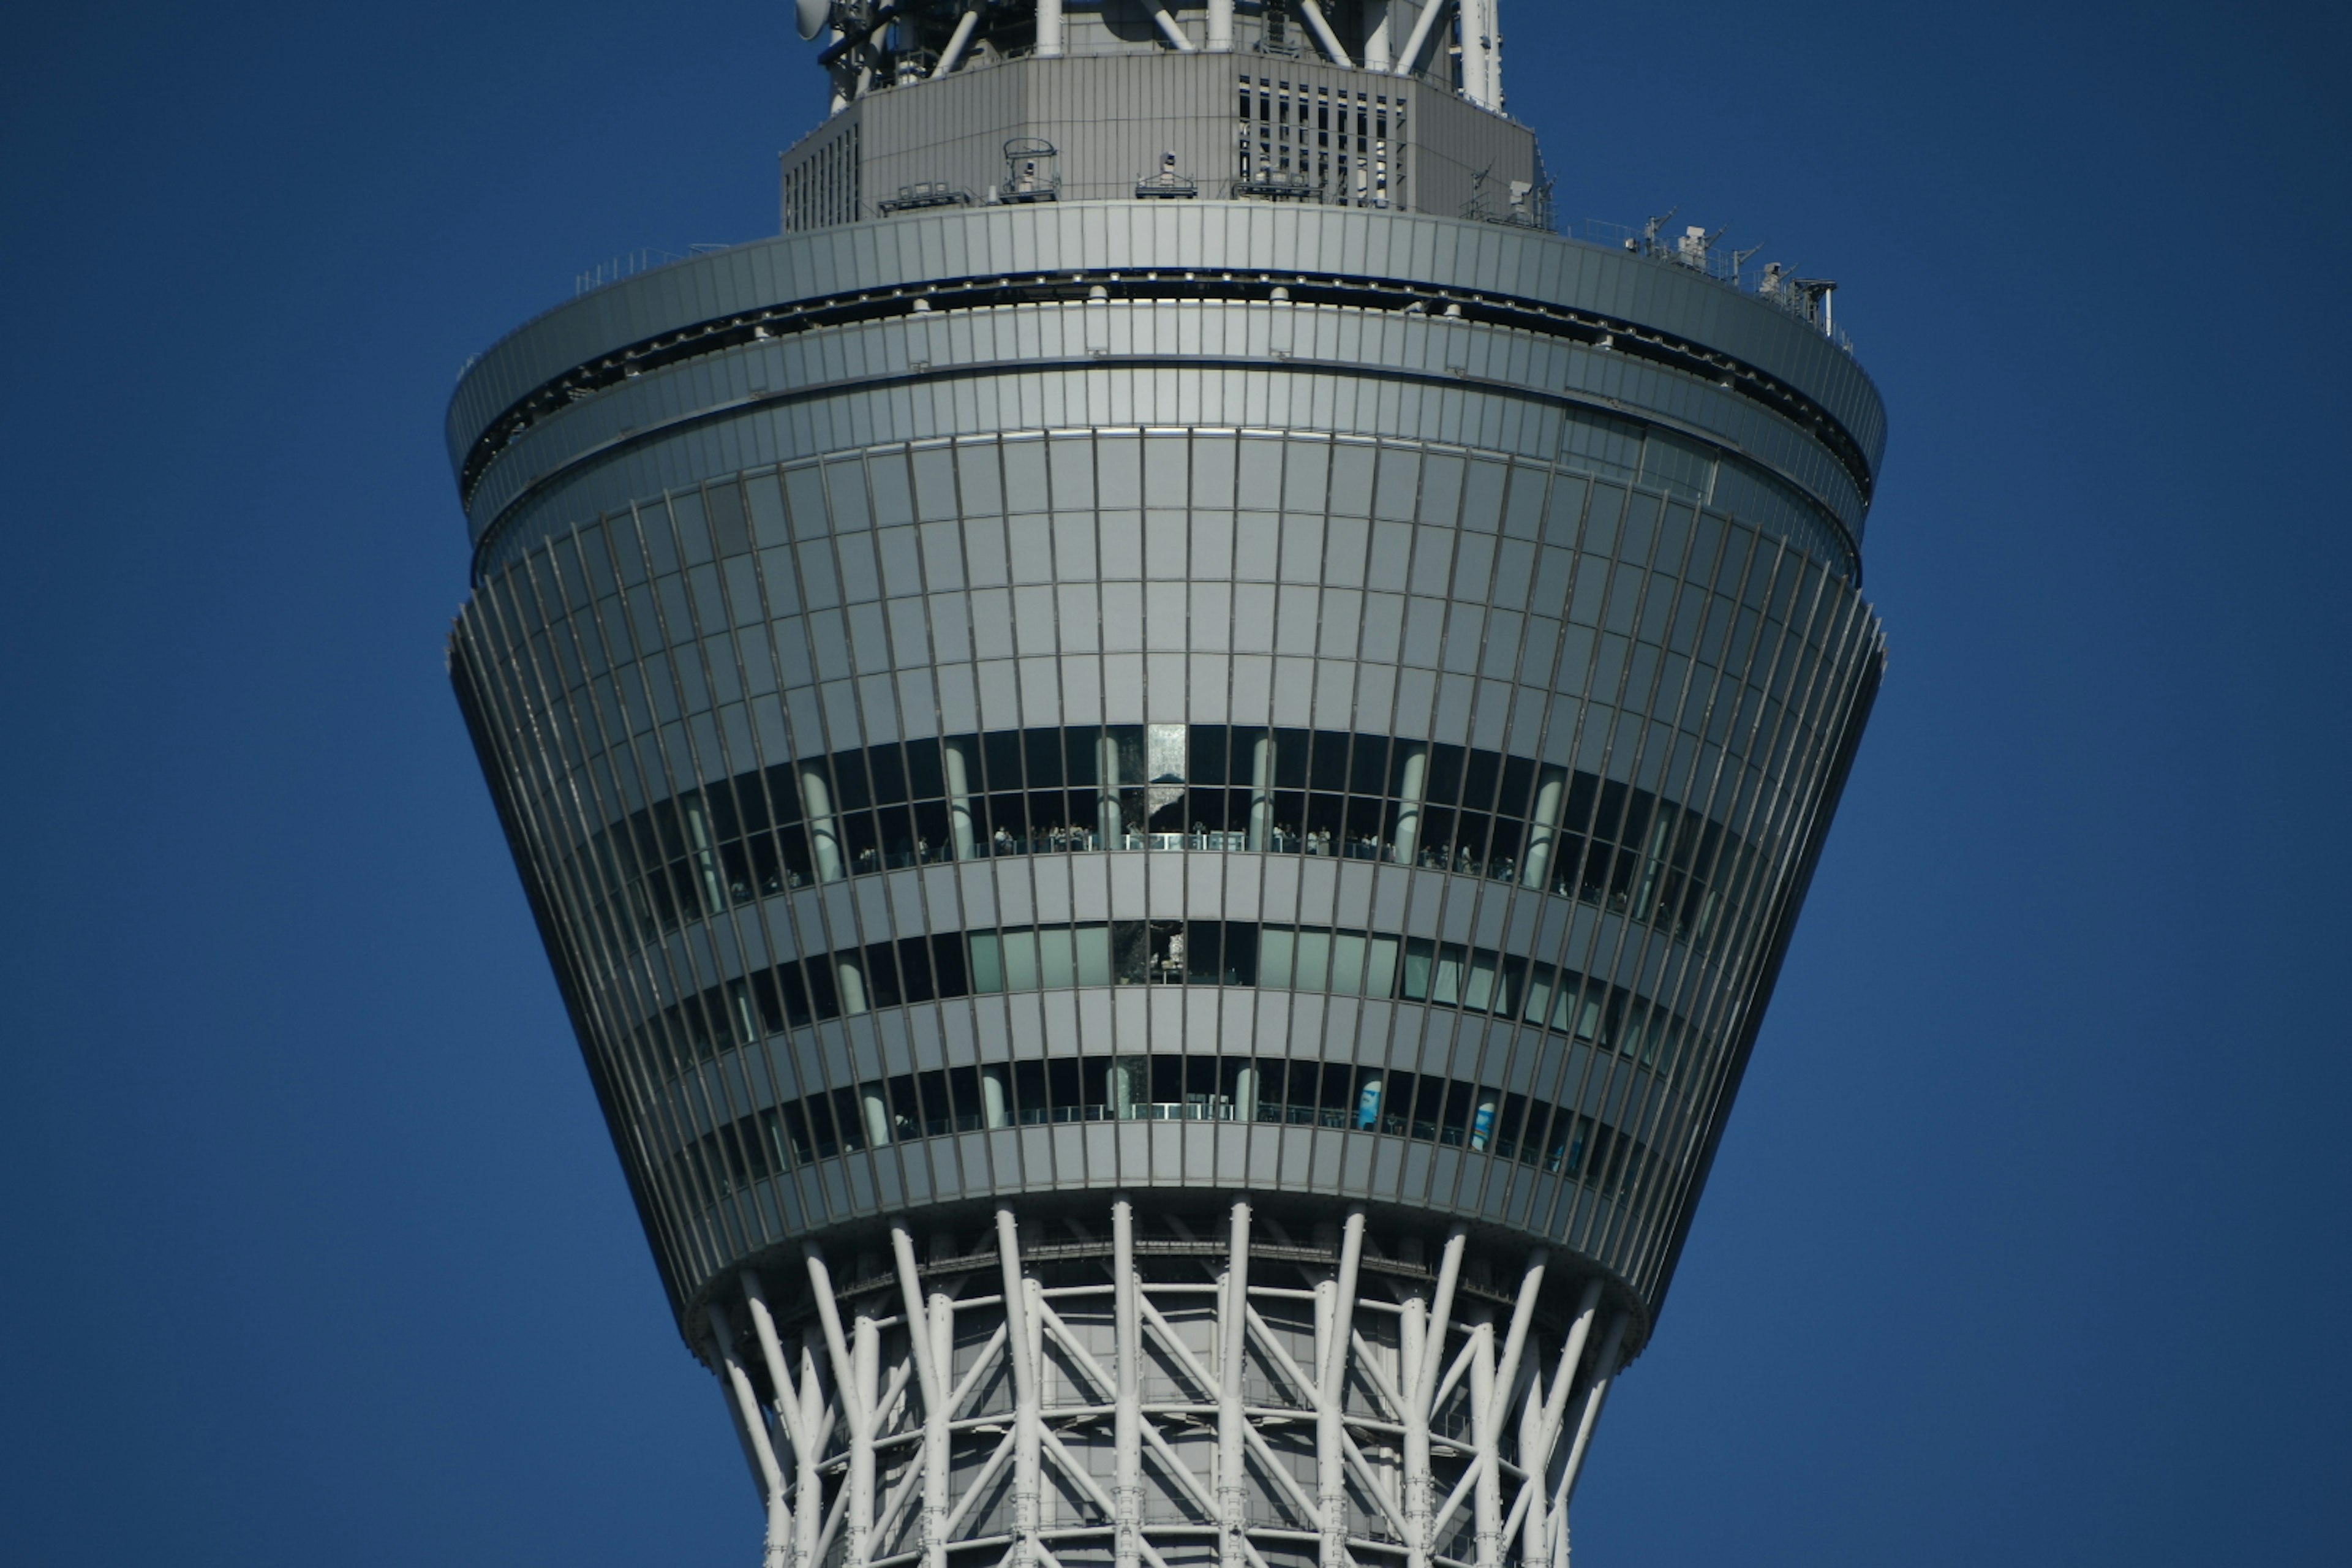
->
[1218,1200,1253,1568]
[1504,1279,1599,1568]
[1297,0,1355,66]
[1036,0,1064,58]
[805,1244,870,1568]
[796,1331,827,1568]
[1392,0,1450,78]
[1557,1314,1627,1513]
[1469,1308,1501,1568]
[850,1303,880,1568]
[801,764,846,882]
[997,1208,1042,1568]
[1207,0,1234,52]
[1146,0,1197,50]
[1099,733,1125,850]
[1363,0,1394,70]
[1113,1199,1144,1568]
[1390,744,1428,863]
[1405,1227,1466,1568]
[744,1272,814,1568]
[1521,766,1569,891]
[892,1224,949,1568]
[1317,1207,1366,1568]
[943,738,978,861]
[932,2,982,76]
[710,1306,793,1568]
[1246,731,1275,851]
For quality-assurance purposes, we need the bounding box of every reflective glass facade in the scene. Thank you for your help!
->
[447,28,1886,1561]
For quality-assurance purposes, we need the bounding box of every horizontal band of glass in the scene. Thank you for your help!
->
[635,919,1691,1086]
[568,723,1760,959]
[671,1048,1656,1221]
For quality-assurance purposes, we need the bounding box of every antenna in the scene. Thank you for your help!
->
[1641,206,1679,250]
[795,0,832,41]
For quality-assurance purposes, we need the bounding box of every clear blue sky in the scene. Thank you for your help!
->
[2,3,2345,1563]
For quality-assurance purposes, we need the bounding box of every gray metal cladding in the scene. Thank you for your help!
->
[449,413,1884,1336]
[464,301,1869,573]
[445,204,1885,514]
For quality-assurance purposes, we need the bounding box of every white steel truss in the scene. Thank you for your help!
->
[707,1202,1626,1568]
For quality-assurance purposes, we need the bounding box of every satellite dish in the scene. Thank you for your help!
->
[795,0,831,41]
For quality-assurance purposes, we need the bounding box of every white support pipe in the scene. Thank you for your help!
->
[1453,0,1488,106]
[1401,1281,1431,1568]
[1415,1229,1467,1415]
[1390,743,1428,862]
[1363,1,1393,72]
[1146,0,1197,51]
[1218,1200,1253,1568]
[850,1304,880,1568]
[1392,0,1450,78]
[801,766,846,881]
[1207,0,1234,53]
[891,1224,949,1568]
[1556,1314,1626,1513]
[1036,0,1064,58]
[710,1306,793,1568]
[932,4,982,76]
[997,1209,1042,1568]
[804,1244,869,1567]
[1297,0,1355,67]
[1502,1280,1601,1566]
[744,1270,810,1460]
[1246,731,1275,852]
[797,1332,829,1568]
[1098,733,1123,851]
[744,1272,817,1568]
[1114,1199,1143,1568]
[1348,1326,1410,1419]
[1490,1249,1545,1422]
[1521,767,1568,891]
[1513,1343,1547,1568]
[943,737,978,861]
[1317,1207,1366,1568]
[942,1428,1016,1537]
[1470,1311,1501,1568]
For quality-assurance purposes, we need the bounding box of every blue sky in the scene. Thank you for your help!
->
[2,2,2345,1563]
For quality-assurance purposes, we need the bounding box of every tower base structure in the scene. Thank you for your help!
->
[708,1198,1627,1568]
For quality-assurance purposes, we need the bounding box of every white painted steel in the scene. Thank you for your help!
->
[1145,0,1197,51]
[891,1224,948,1568]
[1363,0,1395,71]
[723,1205,1613,1568]
[711,1304,793,1568]
[1392,0,1450,79]
[1218,1200,1251,1568]
[1297,1,1355,67]
[932,6,981,76]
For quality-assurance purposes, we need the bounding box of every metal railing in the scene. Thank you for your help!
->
[573,243,730,296]
[1569,216,1853,349]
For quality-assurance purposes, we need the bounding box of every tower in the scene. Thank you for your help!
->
[445,6,1886,1566]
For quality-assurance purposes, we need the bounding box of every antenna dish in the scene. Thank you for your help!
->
[794,0,831,42]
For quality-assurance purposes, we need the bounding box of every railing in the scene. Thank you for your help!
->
[1569,216,1854,350]
[572,243,730,296]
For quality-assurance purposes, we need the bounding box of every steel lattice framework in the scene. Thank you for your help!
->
[709,1203,1621,1568]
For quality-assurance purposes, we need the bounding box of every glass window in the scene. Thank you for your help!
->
[969,930,1005,994]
